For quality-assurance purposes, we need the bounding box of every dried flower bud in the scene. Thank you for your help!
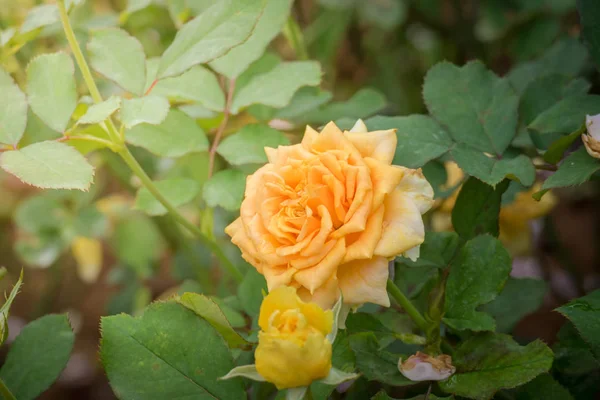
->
[398,351,456,381]
[583,114,600,159]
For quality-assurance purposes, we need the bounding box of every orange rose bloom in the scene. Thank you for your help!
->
[225,120,434,308]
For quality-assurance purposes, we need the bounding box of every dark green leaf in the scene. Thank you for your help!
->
[348,332,412,387]
[542,148,600,190]
[553,321,600,375]
[452,178,509,240]
[482,277,547,333]
[578,0,600,71]
[556,289,600,360]
[514,374,574,400]
[444,235,511,331]
[238,268,267,317]
[0,314,74,400]
[364,115,453,168]
[529,95,600,135]
[424,61,518,155]
[439,333,553,400]
[399,231,460,268]
[543,128,584,164]
[101,302,244,400]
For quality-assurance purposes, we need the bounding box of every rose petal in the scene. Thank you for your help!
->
[294,238,346,293]
[349,119,368,133]
[395,168,434,214]
[344,128,397,164]
[337,256,390,306]
[343,205,384,262]
[364,157,405,210]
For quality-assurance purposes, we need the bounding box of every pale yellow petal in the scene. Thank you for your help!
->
[297,275,340,311]
[344,129,397,164]
[395,167,434,214]
[350,119,368,133]
[343,205,384,262]
[337,256,390,306]
[364,157,405,210]
[374,189,425,258]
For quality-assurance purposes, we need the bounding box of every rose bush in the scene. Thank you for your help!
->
[226,120,434,308]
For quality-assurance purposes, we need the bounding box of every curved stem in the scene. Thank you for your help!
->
[387,279,429,332]
[119,148,244,282]
[208,78,236,178]
[58,0,243,283]
[284,16,308,60]
[0,377,16,400]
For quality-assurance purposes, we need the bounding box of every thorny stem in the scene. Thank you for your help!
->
[0,376,16,400]
[208,78,236,178]
[57,0,243,283]
[387,279,429,333]
[534,163,558,171]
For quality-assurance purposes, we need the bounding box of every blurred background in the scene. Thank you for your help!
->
[1,0,599,398]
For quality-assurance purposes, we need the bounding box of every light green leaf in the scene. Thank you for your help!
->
[157,0,265,78]
[451,144,535,187]
[126,109,209,157]
[125,0,153,14]
[483,278,548,333]
[203,169,246,211]
[443,235,511,331]
[0,270,23,344]
[0,141,94,190]
[100,302,244,400]
[27,53,78,133]
[451,178,509,240]
[88,29,147,96]
[365,115,452,168]
[231,61,322,113]
[220,364,265,382]
[304,88,386,123]
[274,87,333,120]
[358,0,407,31]
[152,66,225,111]
[120,96,169,128]
[0,67,27,146]
[78,96,121,125]
[178,292,250,349]
[134,178,199,216]
[529,95,600,135]
[20,5,59,34]
[424,61,518,155]
[327,295,344,343]
[0,314,74,400]
[542,148,600,190]
[439,333,553,400]
[556,289,600,361]
[217,124,289,165]
[210,0,294,78]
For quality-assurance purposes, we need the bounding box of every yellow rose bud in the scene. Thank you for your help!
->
[255,286,333,389]
[226,120,434,308]
[398,352,455,381]
[583,114,600,159]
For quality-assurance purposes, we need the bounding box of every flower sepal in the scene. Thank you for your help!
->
[219,364,265,383]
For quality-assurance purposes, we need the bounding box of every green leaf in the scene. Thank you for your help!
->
[372,391,450,400]
[78,96,121,125]
[203,169,246,211]
[542,148,600,190]
[101,302,244,400]
[0,141,94,190]
[134,178,200,216]
[319,367,359,386]
[274,87,333,120]
[556,289,600,360]
[578,0,600,71]
[0,67,27,146]
[210,0,294,79]
[88,28,147,96]
[220,364,265,382]
[451,178,509,240]
[20,5,59,34]
[364,115,452,168]
[217,124,290,165]
[231,61,322,113]
[0,314,74,400]
[126,109,209,157]
[543,128,584,164]
[120,96,170,128]
[348,332,412,387]
[358,0,407,31]
[529,95,600,135]
[443,235,511,331]
[398,231,460,269]
[0,270,23,344]
[157,0,265,78]
[111,215,164,278]
[152,66,225,111]
[238,268,267,317]
[439,332,553,400]
[178,292,250,349]
[304,88,386,123]
[27,53,77,133]
[482,277,547,333]
[514,374,574,400]
[451,144,535,187]
[424,61,518,155]
[553,321,600,375]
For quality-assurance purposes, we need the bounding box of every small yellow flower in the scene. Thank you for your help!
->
[583,114,600,159]
[255,286,333,389]
[71,236,102,283]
